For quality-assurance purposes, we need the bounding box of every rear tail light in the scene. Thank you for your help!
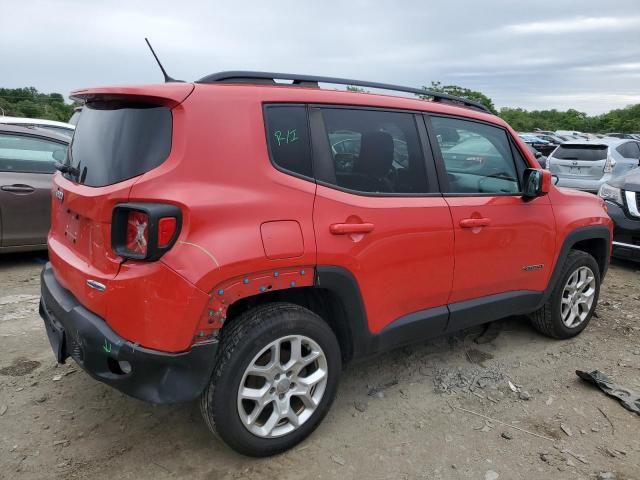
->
[603,153,616,173]
[158,217,177,247]
[126,211,149,255]
[112,203,182,261]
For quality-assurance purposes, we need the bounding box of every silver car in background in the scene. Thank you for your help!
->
[548,138,640,193]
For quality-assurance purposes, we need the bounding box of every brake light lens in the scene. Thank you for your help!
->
[603,153,616,173]
[158,217,177,247]
[112,203,182,261]
[125,211,149,255]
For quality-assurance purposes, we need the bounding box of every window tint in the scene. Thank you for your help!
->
[70,102,172,187]
[431,117,520,194]
[0,134,65,173]
[264,106,312,178]
[616,141,640,159]
[319,108,429,194]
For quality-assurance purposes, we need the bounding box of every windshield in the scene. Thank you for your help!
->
[69,102,172,187]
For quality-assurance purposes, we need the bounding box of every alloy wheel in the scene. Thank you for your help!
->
[561,266,596,328]
[237,335,328,438]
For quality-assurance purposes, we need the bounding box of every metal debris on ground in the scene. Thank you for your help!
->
[367,379,398,396]
[576,370,640,415]
[453,405,555,442]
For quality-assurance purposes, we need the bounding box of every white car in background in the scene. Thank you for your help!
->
[0,116,74,138]
[548,138,640,192]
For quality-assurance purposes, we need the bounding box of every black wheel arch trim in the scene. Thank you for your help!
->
[540,225,610,307]
[316,225,610,361]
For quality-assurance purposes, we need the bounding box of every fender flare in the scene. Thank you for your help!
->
[540,225,611,306]
[315,266,371,359]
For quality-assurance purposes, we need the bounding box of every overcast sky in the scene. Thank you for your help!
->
[2,0,639,114]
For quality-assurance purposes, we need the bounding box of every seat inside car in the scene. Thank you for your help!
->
[338,131,395,193]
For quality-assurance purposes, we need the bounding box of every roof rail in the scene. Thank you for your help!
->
[196,71,491,113]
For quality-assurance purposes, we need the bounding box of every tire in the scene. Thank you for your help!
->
[530,250,600,339]
[200,302,341,457]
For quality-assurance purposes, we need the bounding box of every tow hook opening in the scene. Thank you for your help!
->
[107,357,132,375]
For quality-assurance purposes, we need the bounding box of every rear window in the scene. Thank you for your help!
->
[551,144,607,161]
[69,102,171,187]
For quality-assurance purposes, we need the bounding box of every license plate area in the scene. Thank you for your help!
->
[63,209,80,245]
[569,166,582,175]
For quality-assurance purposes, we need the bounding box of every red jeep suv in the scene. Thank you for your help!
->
[40,72,612,456]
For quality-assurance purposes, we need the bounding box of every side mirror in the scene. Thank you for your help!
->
[552,174,559,185]
[534,151,542,159]
[523,168,552,199]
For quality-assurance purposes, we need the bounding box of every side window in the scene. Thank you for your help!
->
[264,105,313,178]
[319,108,429,194]
[0,134,64,173]
[616,142,640,159]
[431,116,520,194]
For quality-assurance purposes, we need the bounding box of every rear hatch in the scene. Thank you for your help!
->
[549,144,609,179]
[48,84,193,318]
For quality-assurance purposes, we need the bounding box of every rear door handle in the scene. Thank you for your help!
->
[329,222,375,235]
[459,218,491,228]
[1,184,35,194]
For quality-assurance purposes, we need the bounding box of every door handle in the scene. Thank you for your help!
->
[1,184,35,194]
[460,217,491,228]
[329,222,375,235]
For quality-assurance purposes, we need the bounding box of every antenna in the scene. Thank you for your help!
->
[144,38,183,83]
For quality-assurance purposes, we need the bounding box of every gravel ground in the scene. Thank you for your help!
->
[1,253,639,480]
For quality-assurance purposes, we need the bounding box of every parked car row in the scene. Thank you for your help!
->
[0,115,75,138]
[522,131,640,262]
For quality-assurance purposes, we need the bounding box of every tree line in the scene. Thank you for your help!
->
[0,87,77,122]
[423,81,640,133]
[2,85,639,133]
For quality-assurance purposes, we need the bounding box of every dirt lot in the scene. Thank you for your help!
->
[1,253,639,480]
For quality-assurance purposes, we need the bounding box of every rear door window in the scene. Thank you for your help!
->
[68,102,172,187]
[0,133,65,173]
[430,116,521,194]
[317,108,429,194]
[552,145,608,161]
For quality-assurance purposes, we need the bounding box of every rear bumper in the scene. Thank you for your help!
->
[39,263,218,404]
[606,201,640,261]
[555,175,609,193]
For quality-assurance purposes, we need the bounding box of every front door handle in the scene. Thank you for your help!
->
[1,184,35,194]
[330,222,375,235]
[460,217,491,228]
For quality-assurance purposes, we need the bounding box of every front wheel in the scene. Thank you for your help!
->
[530,250,600,339]
[200,303,341,457]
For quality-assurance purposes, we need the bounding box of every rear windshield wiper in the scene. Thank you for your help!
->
[54,162,80,178]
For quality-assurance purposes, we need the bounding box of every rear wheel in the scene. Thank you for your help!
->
[200,303,341,457]
[530,250,600,339]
